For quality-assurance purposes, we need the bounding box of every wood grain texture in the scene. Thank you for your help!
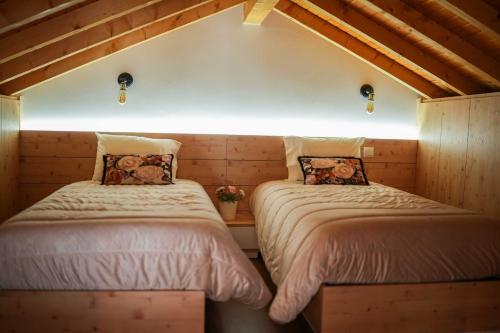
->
[416,94,500,218]
[304,281,500,333]
[0,96,20,222]
[416,101,443,199]
[0,290,205,333]
[464,95,500,217]
[18,131,418,213]
[438,0,500,36]
[243,0,279,25]
[0,0,207,85]
[301,0,486,95]
[435,98,470,207]
[364,162,416,189]
[0,0,163,63]
[274,0,450,99]
[0,0,86,35]
[0,0,245,95]
[359,0,500,89]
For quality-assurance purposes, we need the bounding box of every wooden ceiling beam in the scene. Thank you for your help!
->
[0,0,164,64]
[0,0,87,35]
[243,0,279,24]
[0,0,210,85]
[274,0,450,99]
[365,0,500,87]
[0,0,245,96]
[437,0,500,35]
[302,0,487,95]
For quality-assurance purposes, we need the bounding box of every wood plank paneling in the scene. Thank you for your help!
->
[364,162,416,189]
[18,131,418,213]
[0,0,207,85]
[0,290,205,333]
[20,157,95,184]
[435,99,470,207]
[0,0,86,35]
[464,96,500,217]
[274,0,450,99]
[227,160,288,185]
[0,96,20,222]
[227,135,285,161]
[416,93,500,218]
[304,281,500,333]
[19,184,66,210]
[20,131,227,160]
[177,159,226,185]
[302,0,486,96]
[362,139,417,163]
[0,0,163,63]
[0,0,246,96]
[416,101,443,199]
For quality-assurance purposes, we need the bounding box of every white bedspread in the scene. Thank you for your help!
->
[250,181,500,323]
[0,180,271,309]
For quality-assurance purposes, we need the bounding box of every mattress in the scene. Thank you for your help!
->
[250,180,500,323]
[0,180,271,309]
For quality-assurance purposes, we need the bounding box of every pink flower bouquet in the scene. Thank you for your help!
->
[215,185,245,202]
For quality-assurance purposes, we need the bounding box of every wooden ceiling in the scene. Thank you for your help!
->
[0,0,498,98]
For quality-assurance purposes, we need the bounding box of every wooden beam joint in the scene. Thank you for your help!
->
[243,0,279,24]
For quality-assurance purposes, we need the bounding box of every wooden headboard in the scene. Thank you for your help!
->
[18,131,417,212]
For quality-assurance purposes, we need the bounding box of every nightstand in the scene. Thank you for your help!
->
[225,212,259,258]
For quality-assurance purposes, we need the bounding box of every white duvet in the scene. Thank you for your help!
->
[0,180,271,309]
[250,181,500,323]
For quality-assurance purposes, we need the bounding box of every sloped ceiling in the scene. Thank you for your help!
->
[0,0,498,98]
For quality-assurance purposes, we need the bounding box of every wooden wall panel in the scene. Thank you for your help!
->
[0,96,20,222]
[416,102,442,199]
[227,160,287,185]
[464,96,500,217]
[436,99,470,207]
[227,135,285,160]
[416,93,500,218]
[18,131,418,213]
[362,139,417,163]
[364,162,416,190]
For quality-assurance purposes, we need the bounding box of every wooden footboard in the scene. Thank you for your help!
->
[303,280,500,333]
[0,290,205,333]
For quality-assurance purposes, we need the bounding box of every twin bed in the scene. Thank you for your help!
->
[0,180,271,332]
[251,181,500,332]
[1,134,499,333]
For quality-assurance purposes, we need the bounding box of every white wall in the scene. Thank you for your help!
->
[20,5,419,139]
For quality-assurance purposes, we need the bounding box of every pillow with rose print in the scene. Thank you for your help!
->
[298,156,369,185]
[102,154,174,185]
[283,136,365,181]
[92,133,182,183]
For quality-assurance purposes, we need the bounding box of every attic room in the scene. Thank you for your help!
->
[0,1,499,332]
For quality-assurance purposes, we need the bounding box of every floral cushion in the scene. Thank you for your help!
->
[102,154,174,185]
[298,156,369,185]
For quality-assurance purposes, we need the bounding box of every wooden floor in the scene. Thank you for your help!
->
[205,257,313,333]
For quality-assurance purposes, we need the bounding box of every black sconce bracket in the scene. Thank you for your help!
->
[117,72,133,88]
[360,84,374,98]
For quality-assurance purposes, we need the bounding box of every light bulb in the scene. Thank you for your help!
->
[366,93,374,114]
[118,82,126,106]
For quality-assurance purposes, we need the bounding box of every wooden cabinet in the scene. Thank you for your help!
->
[416,93,500,218]
[464,96,500,216]
[0,95,20,222]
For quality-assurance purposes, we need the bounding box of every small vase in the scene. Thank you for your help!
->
[219,201,238,221]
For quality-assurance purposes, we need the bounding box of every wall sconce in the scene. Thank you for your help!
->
[117,72,133,106]
[360,84,375,114]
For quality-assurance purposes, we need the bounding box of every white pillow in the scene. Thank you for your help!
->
[283,136,365,181]
[92,133,182,182]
